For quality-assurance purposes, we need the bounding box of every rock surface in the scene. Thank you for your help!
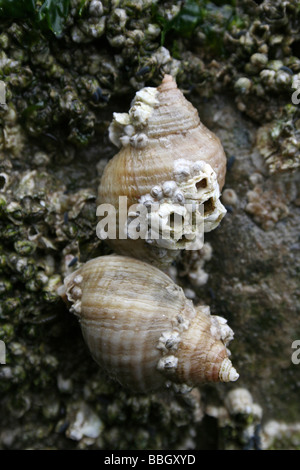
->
[0,0,300,450]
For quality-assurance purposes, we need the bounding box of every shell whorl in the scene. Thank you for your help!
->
[97,75,227,267]
[62,255,238,392]
[105,74,226,190]
[146,74,200,140]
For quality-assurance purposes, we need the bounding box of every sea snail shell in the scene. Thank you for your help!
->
[97,75,227,267]
[60,255,238,393]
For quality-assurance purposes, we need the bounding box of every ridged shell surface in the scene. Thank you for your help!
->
[97,75,227,266]
[62,255,238,392]
[101,75,226,196]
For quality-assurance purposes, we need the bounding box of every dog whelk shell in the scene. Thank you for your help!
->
[60,255,238,392]
[97,75,227,266]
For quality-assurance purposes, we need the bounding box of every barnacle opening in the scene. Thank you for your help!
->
[168,211,184,227]
[0,174,7,190]
[196,179,207,190]
[169,212,175,228]
[28,226,39,239]
[204,197,215,215]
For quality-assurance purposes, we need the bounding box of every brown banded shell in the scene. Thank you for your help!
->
[97,75,227,267]
[61,255,238,393]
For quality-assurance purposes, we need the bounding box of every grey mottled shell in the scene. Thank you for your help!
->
[62,255,238,392]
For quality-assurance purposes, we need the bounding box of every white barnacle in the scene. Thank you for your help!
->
[174,313,190,332]
[213,315,234,346]
[133,87,159,107]
[203,198,227,232]
[172,160,227,233]
[210,315,234,347]
[157,355,178,373]
[108,90,157,147]
[157,331,181,353]
[139,193,155,207]
[119,135,130,146]
[180,161,216,199]
[225,388,255,416]
[73,275,83,285]
[173,189,185,204]
[71,286,82,300]
[129,87,158,127]
[129,103,153,127]
[192,161,206,174]
[124,124,135,136]
[108,112,131,148]
[70,299,82,315]
[89,0,103,17]
[171,383,193,394]
[140,194,154,205]
[130,133,148,148]
[147,202,193,249]
[173,159,191,182]
[210,323,221,341]
[111,112,130,126]
[162,180,177,197]
[150,185,163,200]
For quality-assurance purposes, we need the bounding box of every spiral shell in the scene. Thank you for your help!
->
[97,75,227,266]
[61,255,238,393]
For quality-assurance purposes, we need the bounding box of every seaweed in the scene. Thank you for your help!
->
[0,0,70,36]
[153,0,235,56]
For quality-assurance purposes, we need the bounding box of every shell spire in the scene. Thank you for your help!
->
[146,74,201,140]
[97,75,227,268]
[61,255,238,393]
[219,358,239,382]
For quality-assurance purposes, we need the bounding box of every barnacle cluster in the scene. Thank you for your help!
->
[206,388,263,450]
[245,184,289,231]
[245,171,299,230]
[1,0,300,152]
[0,0,182,149]
[207,387,300,450]
[226,1,300,117]
[256,105,300,174]
[175,243,213,289]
